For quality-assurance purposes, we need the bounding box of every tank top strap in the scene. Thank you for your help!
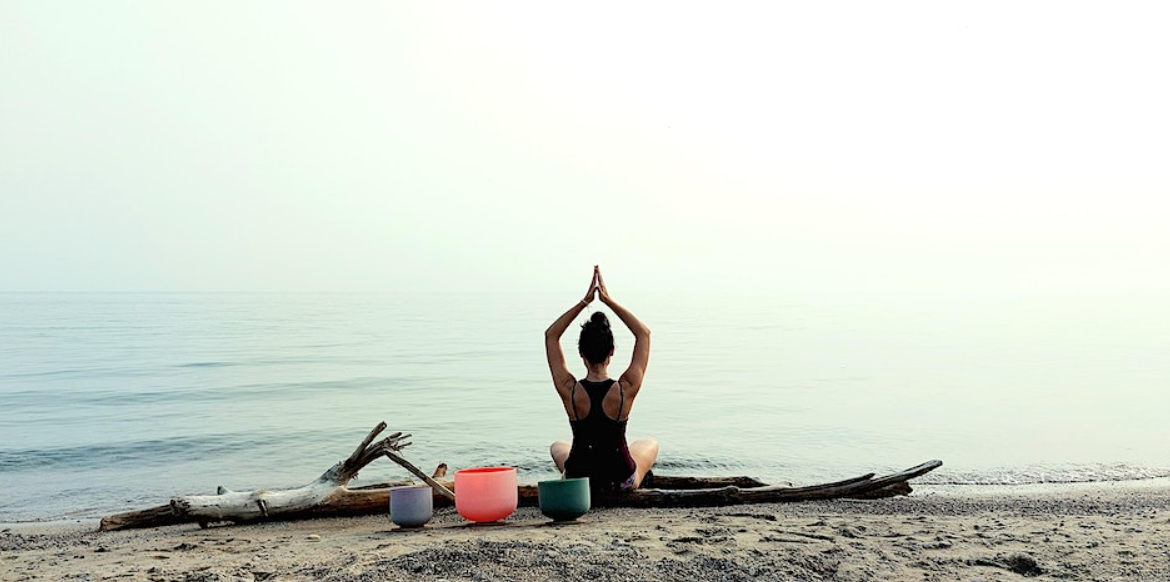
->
[616,379,626,420]
[569,381,580,421]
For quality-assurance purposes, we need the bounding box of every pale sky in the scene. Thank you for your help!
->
[2,2,1167,295]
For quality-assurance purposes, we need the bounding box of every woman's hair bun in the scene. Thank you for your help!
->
[590,311,610,328]
[579,310,615,364]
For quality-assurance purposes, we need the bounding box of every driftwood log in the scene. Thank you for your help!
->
[99,423,943,532]
[101,422,449,531]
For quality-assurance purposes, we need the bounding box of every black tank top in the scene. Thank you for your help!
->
[564,379,636,491]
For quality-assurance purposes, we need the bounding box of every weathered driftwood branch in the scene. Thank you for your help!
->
[99,422,943,532]
[593,460,943,508]
[642,475,775,489]
[385,450,455,501]
[102,423,419,531]
[166,423,415,527]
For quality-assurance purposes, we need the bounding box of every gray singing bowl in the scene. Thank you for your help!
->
[389,485,433,528]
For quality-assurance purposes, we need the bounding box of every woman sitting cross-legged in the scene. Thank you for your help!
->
[545,266,659,493]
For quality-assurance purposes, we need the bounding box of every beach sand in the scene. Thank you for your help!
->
[3,483,1167,582]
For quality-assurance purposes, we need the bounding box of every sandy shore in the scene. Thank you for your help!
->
[3,483,1167,582]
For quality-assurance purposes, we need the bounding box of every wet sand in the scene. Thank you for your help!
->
[3,483,1168,581]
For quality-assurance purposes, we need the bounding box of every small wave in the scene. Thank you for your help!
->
[432,452,766,482]
[0,375,428,410]
[653,456,749,470]
[176,361,236,368]
[0,434,259,471]
[0,366,157,381]
[919,463,1170,486]
[0,425,359,474]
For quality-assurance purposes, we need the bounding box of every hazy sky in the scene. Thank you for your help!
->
[2,2,1167,295]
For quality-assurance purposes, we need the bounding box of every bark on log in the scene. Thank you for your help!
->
[98,422,943,531]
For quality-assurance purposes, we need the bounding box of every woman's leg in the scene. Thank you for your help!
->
[549,440,572,474]
[628,438,659,488]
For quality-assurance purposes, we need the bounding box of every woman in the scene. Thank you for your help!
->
[545,266,659,492]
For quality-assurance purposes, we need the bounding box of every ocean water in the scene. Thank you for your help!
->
[1,291,1167,522]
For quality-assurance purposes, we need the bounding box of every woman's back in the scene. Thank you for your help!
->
[565,378,635,490]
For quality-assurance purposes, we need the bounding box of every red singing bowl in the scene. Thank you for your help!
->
[454,467,518,523]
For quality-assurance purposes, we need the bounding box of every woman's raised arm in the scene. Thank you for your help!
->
[544,270,598,394]
[595,268,650,395]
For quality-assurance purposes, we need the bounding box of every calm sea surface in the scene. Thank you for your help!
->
[1,291,1167,522]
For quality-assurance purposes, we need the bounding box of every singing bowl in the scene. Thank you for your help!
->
[538,477,591,522]
[389,485,433,528]
[454,467,518,523]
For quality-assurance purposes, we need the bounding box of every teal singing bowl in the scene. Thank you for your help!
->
[537,477,591,522]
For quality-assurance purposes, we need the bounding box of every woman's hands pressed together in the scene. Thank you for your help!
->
[582,267,599,306]
[582,265,614,306]
[594,265,612,305]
